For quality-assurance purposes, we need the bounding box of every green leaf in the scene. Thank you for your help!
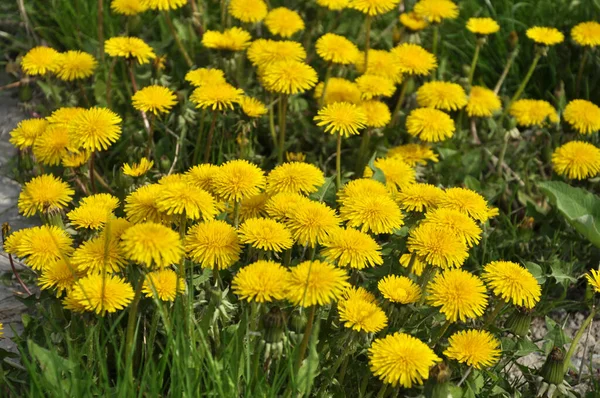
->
[525,262,546,284]
[297,320,320,395]
[27,340,75,390]
[538,181,600,247]
[549,261,577,288]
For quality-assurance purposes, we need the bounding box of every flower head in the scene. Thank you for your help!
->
[142,269,185,301]
[321,227,383,269]
[155,176,216,220]
[266,162,324,195]
[111,0,148,15]
[586,269,600,293]
[338,179,389,204]
[314,78,362,105]
[142,0,186,10]
[132,85,177,114]
[396,183,444,212]
[316,33,360,65]
[467,86,502,118]
[526,26,564,46]
[427,269,488,322]
[286,260,350,307]
[417,81,467,111]
[399,12,428,31]
[38,259,81,295]
[7,225,73,271]
[247,39,306,68]
[61,150,90,168]
[232,260,290,302]
[510,99,558,127]
[228,0,268,23]
[572,21,600,47]
[47,107,85,127]
[120,222,183,268]
[563,99,600,134]
[21,46,61,75]
[314,102,367,137]
[439,187,496,222]
[356,49,403,83]
[369,156,416,191]
[482,261,541,308]
[185,68,226,87]
[414,0,459,22]
[69,107,122,151]
[261,60,317,94]
[212,159,265,202]
[190,83,244,111]
[340,193,404,234]
[239,97,268,117]
[124,184,168,224]
[185,164,219,192]
[185,220,241,269]
[238,218,293,252]
[378,275,421,304]
[400,253,426,276]
[466,17,500,35]
[32,125,70,166]
[444,330,501,369]
[55,51,97,81]
[265,192,310,220]
[369,333,441,387]
[387,143,439,166]
[105,36,156,64]
[424,208,482,247]
[18,174,74,217]
[391,43,437,76]
[407,223,468,268]
[552,141,600,180]
[285,200,340,246]
[9,118,48,149]
[71,235,127,273]
[237,193,269,221]
[356,74,396,100]
[67,194,120,229]
[123,157,154,177]
[350,0,399,16]
[338,287,388,332]
[264,8,304,38]
[202,27,252,51]
[406,108,455,142]
[71,274,134,314]
[359,100,391,127]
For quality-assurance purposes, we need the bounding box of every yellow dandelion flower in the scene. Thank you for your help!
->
[21,46,61,75]
[414,0,459,23]
[467,86,502,118]
[18,174,74,217]
[340,193,404,234]
[3,228,30,256]
[239,96,268,118]
[11,225,73,271]
[356,49,403,83]
[356,74,396,100]
[338,178,390,204]
[229,0,268,23]
[399,12,428,31]
[388,144,439,166]
[359,100,391,128]
[67,194,120,229]
[101,217,132,240]
[69,107,122,151]
[190,83,244,111]
[466,17,500,35]
[444,330,501,369]
[55,51,97,81]
[142,0,186,10]
[378,275,421,304]
[32,125,70,166]
[406,108,455,142]
[72,274,134,314]
[261,60,317,94]
[321,227,383,269]
[400,253,426,276]
[510,99,558,127]
[111,0,148,15]
[316,33,360,65]
[238,218,293,252]
[482,261,541,308]
[417,81,467,111]
[526,26,564,46]
[563,99,600,134]
[185,220,241,269]
[61,149,90,168]
[62,289,88,313]
[286,152,306,162]
[369,333,441,387]
[439,187,495,222]
[314,102,367,137]
[265,8,304,38]
[155,177,216,220]
[265,192,310,220]
[212,159,266,202]
[266,162,324,195]
[71,235,127,273]
[586,269,600,293]
[407,223,468,268]
[9,118,48,149]
[142,269,185,301]
[338,287,388,332]
[572,21,600,47]
[396,183,444,212]
[247,39,307,68]
[316,0,349,10]
[391,43,437,76]
[47,107,85,127]
[123,157,153,177]
[424,208,482,247]
[427,269,488,322]
[132,85,177,114]
[285,200,340,246]
[552,141,600,180]
[286,260,350,307]
[371,156,416,191]
[120,222,183,268]
[185,68,226,87]
[105,36,156,64]
[235,193,269,222]
[185,164,219,192]
[232,260,290,302]
[314,78,362,105]
[350,0,399,16]
[124,184,168,224]
[202,27,252,51]
[38,259,82,295]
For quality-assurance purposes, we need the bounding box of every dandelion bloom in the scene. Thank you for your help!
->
[238,218,293,252]
[190,83,244,111]
[239,97,268,118]
[38,259,82,295]
[356,74,396,100]
[185,164,219,192]
[340,193,404,234]
[33,124,73,166]
[8,226,73,271]
[155,176,216,220]
[142,269,185,301]
[55,51,97,81]
[247,39,307,68]
[62,150,90,168]
[444,330,501,369]
[466,17,500,35]
[285,200,340,246]
[69,107,122,151]
[356,49,403,83]
[369,333,441,387]
[406,108,455,142]
[399,12,428,31]
[124,184,168,224]
[3,229,30,256]
[400,253,426,276]
[407,223,468,268]
[417,81,467,111]
[414,0,458,22]
[142,0,186,10]
[350,0,399,16]
[228,0,268,23]
[563,99,600,134]
[111,0,148,15]
[586,269,600,293]
[396,183,444,212]
[572,21,600,47]
[264,8,304,38]
[236,193,268,221]
[202,27,252,51]
[482,261,541,308]
[314,102,367,137]
[359,100,391,128]
[321,227,383,269]
[439,187,496,222]
[552,141,600,180]
[9,118,48,149]
[72,274,134,314]
[387,143,439,166]
[424,208,482,247]
[47,107,85,127]
[185,220,241,269]
[120,222,183,268]
[526,26,564,46]
[212,160,265,202]
[67,194,120,229]
[18,174,74,217]
[185,68,226,87]
[467,86,502,118]
[316,33,360,65]
[391,43,437,76]
[314,78,362,105]
[123,157,153,177]
[232,260,290,302]
[105,37,156,64]
[265,192,310,220]
[132,85,177,114]
[427,269,488,322]
[71,235,127,273]
[510,99,558,127]
[338,287,388,332]
[286,260,350,307]
[266,162,324,194]
[261,60,318,94]
[338,178,389,204]
[316,0,349,10]
[21,46,61,75]
[378,275,421,304]
[371,156,416,191]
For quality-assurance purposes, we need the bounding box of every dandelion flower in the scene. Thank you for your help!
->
[55,51,97,81]
[359,100,391,127]
[378,275,421,304]
[9,118,48,149]
[572,21,600,47]
[3,229,30,256]
[286,260,350,307]
[62,150,90,168]
[62,289,88,313]
[247,39,307,68]
[356,74,396,100]
[38,258,83,295]
[142,0,186,10]
[18,174,74,217]
[32,125,70,166]
[338,179,390,204]
[47,107,85,127]
[314,102,367,137]
[238,218,293,252]
[466,18,500,35]
[552,141,600,180]
[120,222,183,268]
[427,269,488,322]
[72,274,134,314]
[369,333,441,387]
[190,83,244,111]
[12,226,73,271]
[229,0,268,23]
[371,156,416,191]
[69,107,122,151]
[396,183,444,212]
[424,208,482,247]
[444,330,501,369]
[321,227,383,269]
[105,36,156,64]
[266,162,324,195]
[142,269,185,301]
[265,192,310,220]
[132,85,177,114]
[235,191,268,222]
[563,99,600,134]
[111,0,148,15]
[124,184,168,224]
[406,108,455,142]
[155,178,216,220]
[585,269,600,293]
[21,46,61,75]
[526,26,564,46]
[467,86,502,118]
[123,157,153,177]
[71,235,127,273]
[407,223,468,268]
[261,60,317,94]
[239,96,268,117]
[264,8,304,38]
[400,253,426,276]
[338,288,388,332]
[417,81,467,111]
[202,27,252,51]
[510,99,558,127]
[399,12,428,31]
[185,220,241,269]
[350,0,399,16]
[67,194,120,229]
[482,261,541,308]
[232,260,290,302]
[185,68,226,87]
[316,33,360,65]
[340,193,404,234]
[439,187,495,223]
[387,143,439,166]
[212,159,266,202]
[316,0,350,10]
[185,164,219,192]
[356,49,403,83]
[314,78,362,105]
[285,200,340,246]
[414,0,459,23]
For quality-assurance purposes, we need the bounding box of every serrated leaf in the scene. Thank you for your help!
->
[525,262,546,284]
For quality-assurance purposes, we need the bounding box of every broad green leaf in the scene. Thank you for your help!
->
[27,340,74,390]
[297,320,320,395]
[525,262,546,284]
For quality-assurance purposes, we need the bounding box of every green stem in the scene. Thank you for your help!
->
[496,131,509,177]
[163,11,193,68]
[390,77,410,127]
[269,95,277,149]
[125,276,144,379]
[356,128,371,174]
[433,319,452,348]
[364,15,372,68]
[376,383,388,398]
[494,48,519,94]
[295,305,316,371]
[467,41,481,87]
[88,152,96,193]
[178,213,187,280]
[562,307,596,376]
[432,24,439,57]
[146,114,155,158]
[509,53,541,105]
[575,47,589,98]
[319,63,333,107]
[336,132,342,190]
[77,80,90,107]
[484,300,506,328]
[277,94,288,164]
[233,200,240,228]
[192,109,206,165]
[97,0,104,62]
[204,110,218,163]
[417,265,436,305]
[283,248,292,267]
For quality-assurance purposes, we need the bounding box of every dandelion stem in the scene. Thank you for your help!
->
[467,41,482,88]
[509,52,541,106]
[277,94,288,164]
[7,252,32,296]
[125,276,144,380]
[89,152,97,193]
[106,58,117,108]
[77,80,90,107]
[336,132,342,189]
[295,305,316,371]
[269,95,277,149]
[319,63,333,107]
[432,24,439,57]
[97,0,105,62]
[496,130,510,177]
[204,110,218,163]
[356,128,371,174]
[494,47,519,95]
[364,15,372,67]
[146,114,156,158]
[376,383,388,398]
[233,200,240,228]
[484,300,506,328]
[163,11,193,68]
[575,47,589,98]
[390,77,410,127]
[178,213,187,280]
[192,108,206,165]
[433,319,452,347]
[457,366,473,387]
